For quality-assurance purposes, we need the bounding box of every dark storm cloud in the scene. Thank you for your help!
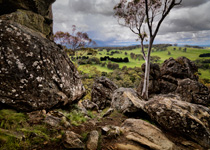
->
[69,0,118,16]
[53,0,210,46]
[181,0,209,7]
[160,1,210,33]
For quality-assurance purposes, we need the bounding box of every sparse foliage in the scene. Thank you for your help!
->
[54,25,96,51]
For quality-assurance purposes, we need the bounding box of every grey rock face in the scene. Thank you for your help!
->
[63,131,84,149]
[86,130,99,150]
[0,0,55,40]
[0,20,85,111]
[91,77,118,110]
[121,119,175,150]
[137,57,210,106]
[111,88,145,114]
[144,95,210,148]
[161,57,198,80]
[176,78,210,105]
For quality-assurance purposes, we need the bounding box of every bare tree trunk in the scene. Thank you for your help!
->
[141,41,152,100]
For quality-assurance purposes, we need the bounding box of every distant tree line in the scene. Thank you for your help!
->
[184,45,204,49]
[100,56,129,63]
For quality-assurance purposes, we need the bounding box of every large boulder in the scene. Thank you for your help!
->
[111,88,145,114]
[0,0,54,40]
[176,78,210,105]
[144,95,210,148]
[137,57,210,106]
[161,57,198,80]
[0,20,85,111]
[91,77,118,110]
[120,119,175,150]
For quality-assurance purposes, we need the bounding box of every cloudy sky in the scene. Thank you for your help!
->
[52,0,210,47]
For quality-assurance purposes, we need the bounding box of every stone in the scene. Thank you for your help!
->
[161,57,198,80]
[176,78,210,105]
[159,75,178,94]
[144,95,210,148]
[121,119,175,150]
[114,143,146,150]
[63,131,84,149]
[0,0,55,40]
[86,130,99,150]
[44,115,61,127]
[111,88,145,114]
[0,10,52,40]
[81,99,99,111]
[0,20,85,111]
[27,110,46,124]
[91,77,118,110]
[101,125,122,138]
[102,108,114,118]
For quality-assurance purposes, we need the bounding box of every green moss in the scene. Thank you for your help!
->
[66,110,87,126]
[0,109,27,130]
[81,132,89,142]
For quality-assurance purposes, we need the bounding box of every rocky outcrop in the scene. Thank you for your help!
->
[120,119,175,150]
[176,78,210,105]
[144,95,210,148]
[161,57,198,80]
[137,57,210,106]
[0,0,55,40]
[111,88,145,114]
[0,20,85,111]
[91,77,118,110]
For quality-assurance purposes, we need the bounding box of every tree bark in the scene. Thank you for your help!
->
[141,40,153,100]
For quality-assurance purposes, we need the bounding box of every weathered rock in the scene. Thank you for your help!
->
[86,130,99,150]
[101,125,122,138]
[0,0,54,40]
[91,77,118,110]
[144,95,210,148]
[0,9,53,40]
[27,110,46,124]
[81,99,99,111]
[102,108,114,118]
[44,115,61,127]
[159,75,178,94]
[0,20,85,111]
[121,119,175,150]
[63,131,85,149]
[141,63,161,80]
[161,57,198,80]
[114,143,146,150]
[176,78,210,105]
[111,88,145,114]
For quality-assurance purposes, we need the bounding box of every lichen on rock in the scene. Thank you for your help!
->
[0,20,85,111]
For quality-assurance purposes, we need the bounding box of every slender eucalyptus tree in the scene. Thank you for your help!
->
[114,0,182,99]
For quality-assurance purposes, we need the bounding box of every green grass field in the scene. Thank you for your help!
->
[76,46,210,79]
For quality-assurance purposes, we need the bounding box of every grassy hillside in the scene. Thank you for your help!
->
[75,46,210,80]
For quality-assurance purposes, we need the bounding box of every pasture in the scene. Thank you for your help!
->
[75,46,210,80]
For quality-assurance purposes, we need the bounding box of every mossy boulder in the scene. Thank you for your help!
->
[0,9,52,39]
[0,0,55,40]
